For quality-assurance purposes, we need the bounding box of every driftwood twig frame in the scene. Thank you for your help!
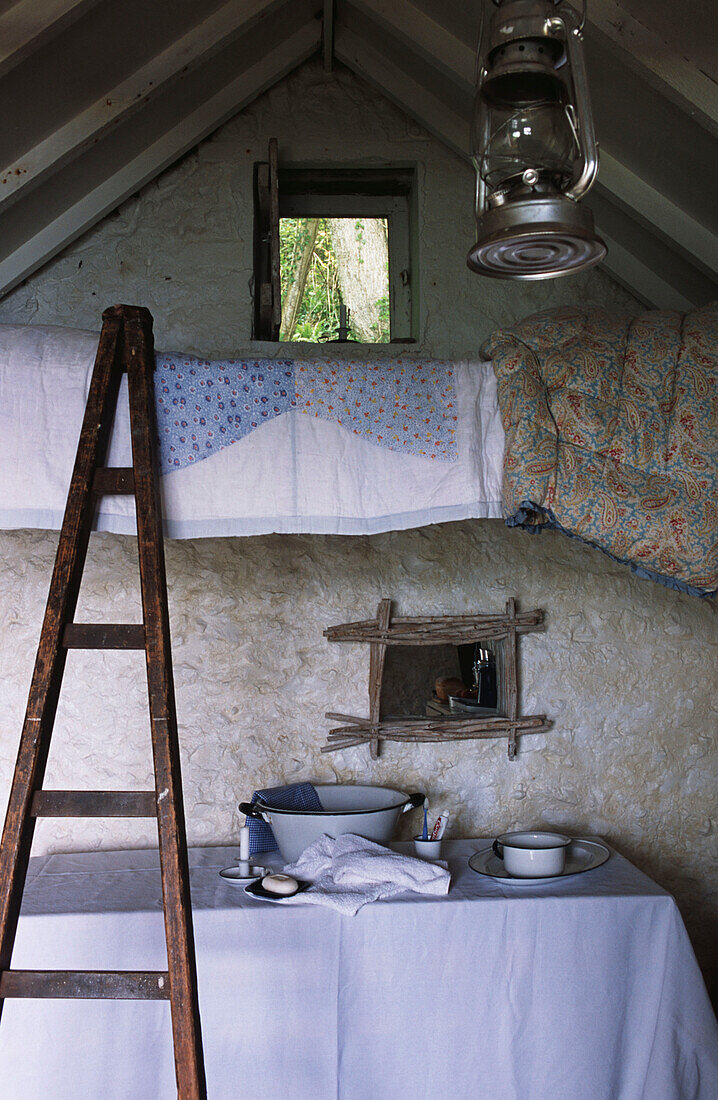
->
[323,598,550,759]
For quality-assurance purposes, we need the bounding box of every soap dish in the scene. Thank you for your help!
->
[219,864,266,885]
[245,878,311,902]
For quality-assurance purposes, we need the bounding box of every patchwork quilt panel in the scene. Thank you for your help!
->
[0,319,503,539]
[154,354,458,471]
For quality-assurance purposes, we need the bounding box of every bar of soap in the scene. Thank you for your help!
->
[262,873,299,896]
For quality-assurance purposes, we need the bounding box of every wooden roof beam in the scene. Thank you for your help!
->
[0,0,102,80]
[597,151,718,278]
[347,0,475,93]
[587,0,718,139]
[597,232,696,312]
[334,25,470,157]
[352,0,718,136]
[0,0,289,216]
[0,20,321,298]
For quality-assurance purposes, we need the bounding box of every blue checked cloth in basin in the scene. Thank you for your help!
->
[246,783,324,854]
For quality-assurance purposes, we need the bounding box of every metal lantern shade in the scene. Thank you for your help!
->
[468,0,606,280]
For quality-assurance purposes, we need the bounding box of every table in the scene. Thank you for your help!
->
[1,840,716,1100]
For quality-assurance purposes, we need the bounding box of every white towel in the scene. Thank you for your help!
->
[281,834,451,915]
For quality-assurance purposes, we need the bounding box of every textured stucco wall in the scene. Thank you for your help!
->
[0,61,716,992]
[1,525,716,988]
[0,61,634,354]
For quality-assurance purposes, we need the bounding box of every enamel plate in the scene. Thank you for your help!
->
[469,838,610,885]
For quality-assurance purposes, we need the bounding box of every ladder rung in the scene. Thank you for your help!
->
[92,467,135,495]
[0,970,170,1000]
[31,790,157,818]
[63,623,145,649]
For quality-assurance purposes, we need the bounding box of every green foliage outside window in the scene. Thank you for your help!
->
[280,218,339,341]
[279,217,390,343]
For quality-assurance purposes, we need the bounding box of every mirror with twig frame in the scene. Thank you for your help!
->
[322,597,549,760]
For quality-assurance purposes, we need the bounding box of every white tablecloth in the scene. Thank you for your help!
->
[1,841,716,1100]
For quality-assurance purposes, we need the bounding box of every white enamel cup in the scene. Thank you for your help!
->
[413,837,442,860]
[492,830,571,877]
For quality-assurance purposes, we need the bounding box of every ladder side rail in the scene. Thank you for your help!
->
[124,308,206,1099]
[0,311,124,1000]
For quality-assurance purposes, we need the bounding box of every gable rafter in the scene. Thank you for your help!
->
[587,0,718,139]
[334,19,470,153]
[0,0,291,217]
[0,0,102,81]
[348,0,475,94]
[597,152,718,279]
[596,230,696,312]
[0,19,321,299]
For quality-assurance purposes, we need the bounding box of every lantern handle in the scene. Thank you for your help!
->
[549,9,599,200]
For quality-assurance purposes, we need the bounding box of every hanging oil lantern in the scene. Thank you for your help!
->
[468,0,606,279]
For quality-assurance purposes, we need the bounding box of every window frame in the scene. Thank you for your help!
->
[253,161,418,343]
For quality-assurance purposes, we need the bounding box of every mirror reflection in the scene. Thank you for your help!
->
[381,642,501,720]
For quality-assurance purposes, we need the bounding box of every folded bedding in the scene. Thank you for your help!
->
[3,310,712,598]
[486,303,718,598]
[0,322,504,538]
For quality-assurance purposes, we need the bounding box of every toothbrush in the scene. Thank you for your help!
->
[422,798,429,840]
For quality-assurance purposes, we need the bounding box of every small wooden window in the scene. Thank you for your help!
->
[253,144,417,343]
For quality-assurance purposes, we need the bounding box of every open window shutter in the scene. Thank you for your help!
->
[253,138,281,340]
[268,139,281,339]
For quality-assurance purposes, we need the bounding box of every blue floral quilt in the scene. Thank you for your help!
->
[153,355,458,471]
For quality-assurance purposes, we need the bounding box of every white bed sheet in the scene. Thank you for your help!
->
[0,323,504,538]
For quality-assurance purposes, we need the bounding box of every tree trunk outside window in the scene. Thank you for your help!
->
[328,218,389,342]
[280,218,320,340]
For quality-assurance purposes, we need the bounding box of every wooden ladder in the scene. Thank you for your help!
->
[0,305,206,1098]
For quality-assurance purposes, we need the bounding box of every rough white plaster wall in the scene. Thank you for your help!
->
[0,62,715,991]
[1,526,716,987]
[0,61,635,354]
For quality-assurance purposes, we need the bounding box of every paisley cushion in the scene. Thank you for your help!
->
[486,303,718,597]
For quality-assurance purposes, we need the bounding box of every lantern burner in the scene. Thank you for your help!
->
[467,194,606,278]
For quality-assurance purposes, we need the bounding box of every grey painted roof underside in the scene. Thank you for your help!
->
[0,0,716,310]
